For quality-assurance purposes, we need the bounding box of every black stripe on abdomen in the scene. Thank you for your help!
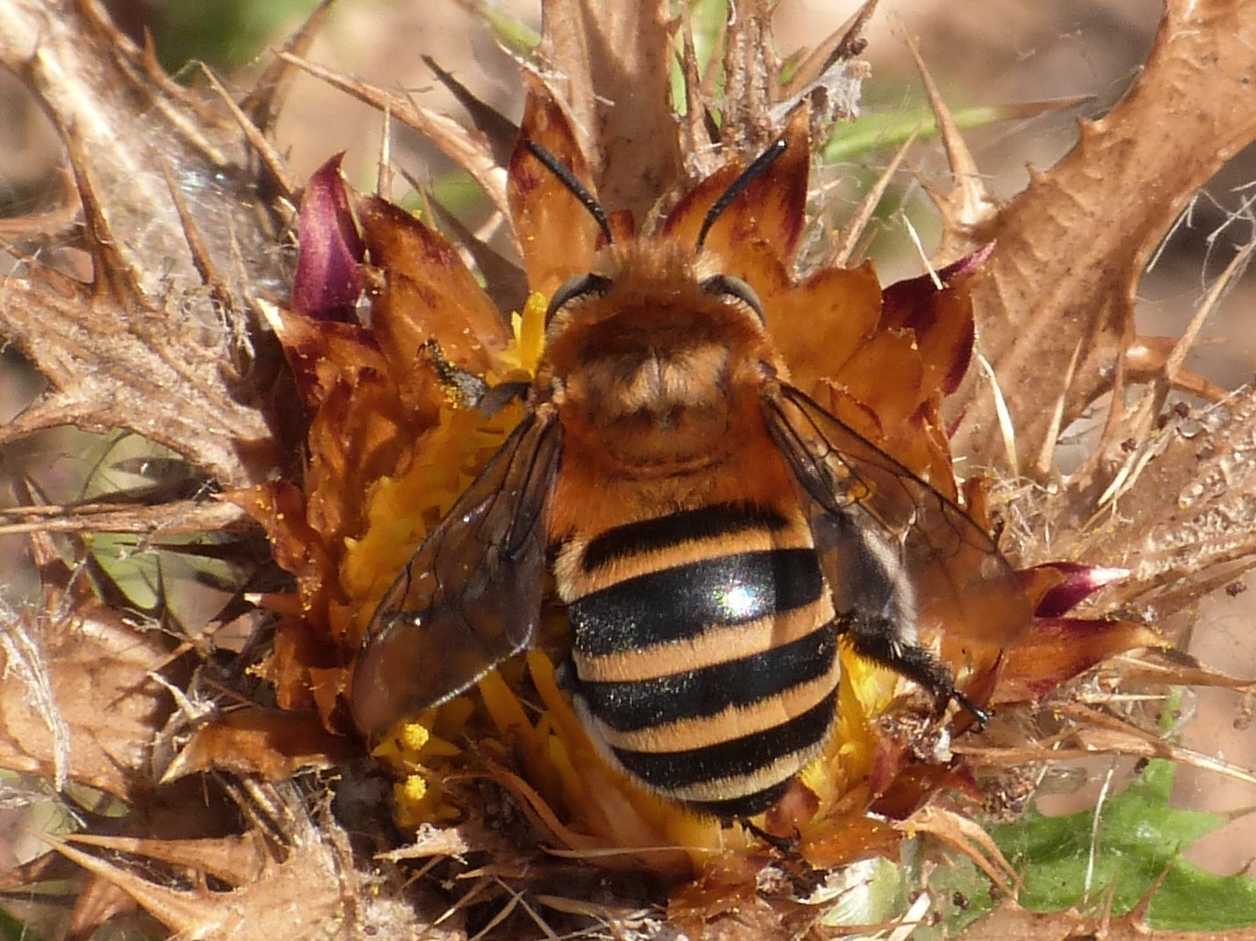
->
[580,501,789,572]
[569,548,823,657]
[578,623,836,731]
[610,692,837,792]
[688,781,794,818]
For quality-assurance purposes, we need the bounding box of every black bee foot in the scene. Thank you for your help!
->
[835,614,991,727]
[739,818,798,854]
[950,689,991,728]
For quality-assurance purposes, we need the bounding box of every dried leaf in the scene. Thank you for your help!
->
[538,0,680,222]
[0,598,176,800]
[161,707,354,783]
[947,0,1256,475]
[1062,387,1256,617]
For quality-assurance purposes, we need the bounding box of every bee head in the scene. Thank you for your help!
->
[520,138,792,466]
[524,137,790,359]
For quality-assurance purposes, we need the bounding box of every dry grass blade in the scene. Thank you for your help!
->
[199,64,297,199]
[1059,702,1256,788]
[828,128,917,268]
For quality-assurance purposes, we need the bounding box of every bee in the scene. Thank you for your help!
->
[350,136,1029,819]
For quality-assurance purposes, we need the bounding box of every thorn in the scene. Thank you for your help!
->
[902,32,997,238]
[157,160,232,309]
[241,0,337,134]
[199,64,297,200]
[829,127,918,267]
[377,103,393,198]
[0,390,104,450]
[1165,237,1255,383]
[1128,338,1226,394]
[63,832,269,887]
[42,835,220,935]
[1125,850,1175,929]
[1077,115,1100,143]
[422,54,519,166]
[61,124,147,305]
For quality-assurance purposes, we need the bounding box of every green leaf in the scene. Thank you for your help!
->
[0,908,33,941]
[911,854,1000,940]
[823,98,1089,163]
[460,2,540,58]
[990,759,1256,931]
[156,0,322,72]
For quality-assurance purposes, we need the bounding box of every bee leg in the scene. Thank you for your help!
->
[739,819,826,894]
[419,338,529,415]
[835,613,990,726]
[739,818,797,853]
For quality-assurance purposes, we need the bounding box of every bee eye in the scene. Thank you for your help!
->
[547,273,612,322]
[701,274,764,322]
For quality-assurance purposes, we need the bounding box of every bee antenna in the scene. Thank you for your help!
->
[696,136,789,251]
[523,140,614,246]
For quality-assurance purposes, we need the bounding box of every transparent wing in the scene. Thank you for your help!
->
[763,383,1031,651]
[351,410,562,736]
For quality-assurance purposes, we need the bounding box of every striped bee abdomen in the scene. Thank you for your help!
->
[557,501,839,818]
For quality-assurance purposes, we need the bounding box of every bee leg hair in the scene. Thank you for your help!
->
[835,613,990,726]
[419,338,528,415]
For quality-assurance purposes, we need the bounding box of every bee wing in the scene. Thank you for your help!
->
[763,383,1030,650]
[351,410,562,736]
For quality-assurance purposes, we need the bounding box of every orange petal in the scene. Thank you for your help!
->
[995,617,1164,704]
[772,262,883,393]
[356,194,509,383]
[661,103,811,267]
[508,74,602,296]
[800,812,901,869]
[834,328,925,430]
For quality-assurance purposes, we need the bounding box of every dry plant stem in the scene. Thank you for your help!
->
[538,0,681,218]
[0,499,250,536]
[946,0,1256,479]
